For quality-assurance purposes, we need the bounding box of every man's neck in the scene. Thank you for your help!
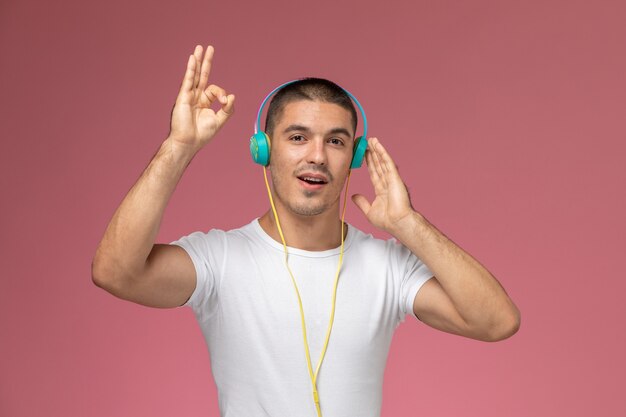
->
[258,207,346,251]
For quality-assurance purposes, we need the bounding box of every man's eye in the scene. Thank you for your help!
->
[328,138,344,146]
[290,135,305,142]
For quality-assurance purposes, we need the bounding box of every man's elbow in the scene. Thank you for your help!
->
[91,256,114,291]
[91,255,131,295]
[483,307,521,342]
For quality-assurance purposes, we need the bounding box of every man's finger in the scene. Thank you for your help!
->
[215,94,236,126]
[178,54,196,100]
[351,194,371,215]
[374,140,399,176]
[198,45,214,92]
[369,138,387,172]
[204,84,227,106]
[369,140,387,186]
[193,45,203,89]
[366,150,386,194]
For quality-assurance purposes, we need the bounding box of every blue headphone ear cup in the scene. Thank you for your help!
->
[250,132,271,166]
[350,136,368,169]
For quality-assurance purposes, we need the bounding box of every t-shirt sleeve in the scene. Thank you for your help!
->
[171,230,225,318]
[392,241,434,323]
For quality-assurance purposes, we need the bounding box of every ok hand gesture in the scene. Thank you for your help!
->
[352,138,416,235]
[168,45,235,153]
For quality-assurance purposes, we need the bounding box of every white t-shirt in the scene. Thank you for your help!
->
[173,219,433,417]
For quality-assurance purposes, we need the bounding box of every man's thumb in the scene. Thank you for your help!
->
[351,194,371,215]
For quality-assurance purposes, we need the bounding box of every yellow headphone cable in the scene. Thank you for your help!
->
[263,166,352,417]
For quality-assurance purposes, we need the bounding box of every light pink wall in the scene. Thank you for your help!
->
[1,0,624,416]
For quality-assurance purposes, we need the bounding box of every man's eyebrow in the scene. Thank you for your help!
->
[327,127,353,138]
[282,125,353,137]
[283,124,312,134]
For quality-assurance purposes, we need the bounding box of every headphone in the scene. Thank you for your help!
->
[249,80,368,169]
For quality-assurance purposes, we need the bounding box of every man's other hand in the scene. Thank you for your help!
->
[168,45,235,154]
[351,137,415,235]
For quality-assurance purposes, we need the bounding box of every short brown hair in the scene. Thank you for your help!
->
[265,78,358,137]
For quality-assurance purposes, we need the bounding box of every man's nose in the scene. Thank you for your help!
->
[306,138,327,165]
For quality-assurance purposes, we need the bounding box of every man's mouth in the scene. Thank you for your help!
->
[296,172,329,191]
[298,175,328,185]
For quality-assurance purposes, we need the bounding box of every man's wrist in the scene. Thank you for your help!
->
[161,136,200,167]
[389,211,429,243]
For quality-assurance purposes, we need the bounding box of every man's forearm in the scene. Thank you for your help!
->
[391,211,520,336]
[92,137,196,284]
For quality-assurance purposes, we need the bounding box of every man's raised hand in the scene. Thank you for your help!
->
[168,45,235,153]
[351,138,415,235]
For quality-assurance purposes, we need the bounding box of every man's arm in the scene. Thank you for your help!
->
[352,138,520,342]
[91,45,235,308]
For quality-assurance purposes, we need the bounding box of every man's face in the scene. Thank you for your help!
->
[268,100,355,217]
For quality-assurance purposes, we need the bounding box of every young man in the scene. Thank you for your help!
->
[92,45,520,416]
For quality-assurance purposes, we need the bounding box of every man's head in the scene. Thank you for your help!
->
[264,79,360,218]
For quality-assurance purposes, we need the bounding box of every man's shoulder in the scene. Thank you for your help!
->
[172,219,259,246]
[347,224,403,253]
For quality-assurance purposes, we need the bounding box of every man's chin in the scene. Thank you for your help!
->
[289,202,328,217]
[302,190,322,198]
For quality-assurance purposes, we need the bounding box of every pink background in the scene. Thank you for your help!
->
[1,0,625,416]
